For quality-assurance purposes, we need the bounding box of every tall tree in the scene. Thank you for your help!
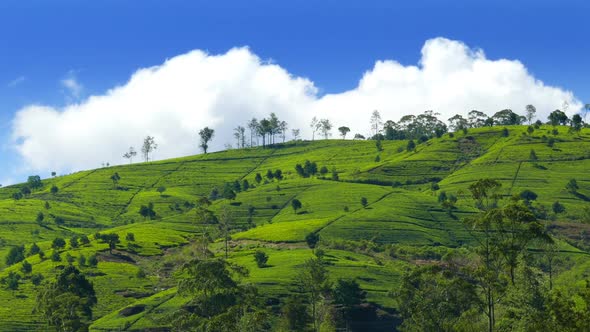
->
[297,257,331,332]
[468,110,489,128]
[310,117,321,141]
[141,136,157,162]
[319,119,332,139]
[122,146,137,164]
[233,126,245,148]
[218,205,232,259]
[269,112,280,144]
[370,110,383,136]
[291,129,300,141]
[198,127,215,153]
[35,266,97,332]
[548,110,568,126]
[279,120,288,143]
[256,119,271,147]
[247,118,259,147]
[448,114,468,132]
[338,126,350,139]
[525,104,537,124]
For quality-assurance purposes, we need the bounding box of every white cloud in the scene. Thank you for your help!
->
[61,72,83,100]
[7,76,25,87]
[10,38,583,173]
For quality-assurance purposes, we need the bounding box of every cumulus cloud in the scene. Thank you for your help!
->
[11,37,583,173]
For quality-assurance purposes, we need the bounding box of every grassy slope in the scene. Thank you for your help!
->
[0,125,588,331]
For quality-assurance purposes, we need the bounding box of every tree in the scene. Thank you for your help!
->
[519,189,538,203]
[291,128,301,141]
[291,199,302,214]
[370,110,383,136]
[552,201,565,214]
[141,136,157,162]
[256,119,272,147]
[36,211,45,224]
[3,271,21,291]
[51,250,61,262]
[319,119,332,139]
[468,110,489,128]
[548,110,568,126]
[52,237,66,250]
[123,146,137,164]
[21,260,32,274]
[279,120,288,143]
[448,114,468,131]
[492,109,524,125]
[99,233,120,254]
[571,114,583,132]
[525,104,537,124]
[333,278,366,319]
[29,243,41,256]
[48,185,59,195]
[360,197,368,208]
[70,236,79,249]
[280,296,310,331]
[338,126,350,139]
[21,186,31,196]
[218,206,232,259]
[198,127,215,153]
[222,184,236,200]
[406,139,416,152]
[584,103,590,122]
[27,175,43,189]
[305,232,320,249]
[254,173,262,184]
[87,255,98,267]
[397,265,477,332]
[5,245,25,266]
[296,257,331,332]
[174,258,266,331]
[156,186,166,196]
[247,118,259,147]
[529,149,538,161]
[233,125,246,148]
[110,172,121,189]
[35,265,97,332]
[310,117,321,140]
[139,202,156,219]
[254,250,269,268]
[242,179,250,191]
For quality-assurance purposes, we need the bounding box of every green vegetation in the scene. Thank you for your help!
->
[0,118,590,330]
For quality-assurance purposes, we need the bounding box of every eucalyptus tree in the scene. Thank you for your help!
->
[247,118,259,146]
[198,127,215,153]
[141,136,157,162]
[122,146,137,164]
[525,104,536,124]
[370,110,383,136]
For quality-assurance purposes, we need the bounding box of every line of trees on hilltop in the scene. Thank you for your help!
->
[117,103,589,165]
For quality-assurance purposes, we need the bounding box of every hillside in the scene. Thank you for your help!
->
[1,125,590,331]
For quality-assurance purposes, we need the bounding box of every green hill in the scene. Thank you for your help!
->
[1,125,590,331]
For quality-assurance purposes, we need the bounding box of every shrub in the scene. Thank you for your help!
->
[21,260,32,274]
[52,237,66,249]
[254,250,269,268]
[88,254,98,267]
[305,233,320,249]
[360,197,368,208]
[51,250,61,262]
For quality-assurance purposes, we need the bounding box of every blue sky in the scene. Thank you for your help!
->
[0,0,589,185]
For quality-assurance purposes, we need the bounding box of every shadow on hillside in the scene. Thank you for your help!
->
[574,192,590,202]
